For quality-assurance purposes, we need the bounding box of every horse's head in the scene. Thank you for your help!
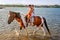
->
[8,11,21,24]
[8,11,25,30]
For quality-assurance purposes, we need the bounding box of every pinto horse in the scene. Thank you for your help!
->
[8,11,51,36]
[25,15,51,35]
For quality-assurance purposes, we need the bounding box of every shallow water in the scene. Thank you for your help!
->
[0,7,60,40]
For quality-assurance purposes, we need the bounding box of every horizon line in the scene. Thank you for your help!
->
[0,4,60,5]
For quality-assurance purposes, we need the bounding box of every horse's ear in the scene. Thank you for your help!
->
[9,11,12,13]
[17,13,20,16]
[9,11,13,15]
[9,11,11,14]
[18,13,20,15]
[17,13,21,18]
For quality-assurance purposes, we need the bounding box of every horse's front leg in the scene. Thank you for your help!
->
[26,19,29,27]
[14,28,20,36]
[26,22,28,27]
[24,28,29,36]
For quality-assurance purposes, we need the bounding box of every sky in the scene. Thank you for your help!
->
[0,0,60,5]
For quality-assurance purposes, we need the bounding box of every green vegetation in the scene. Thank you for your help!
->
[35,5,60,8]
[0,5,60,8]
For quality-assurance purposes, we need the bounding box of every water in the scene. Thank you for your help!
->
[0,7,60,40]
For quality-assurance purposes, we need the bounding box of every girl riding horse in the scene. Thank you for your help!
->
[26,5,35,26]
[25,5,51,35]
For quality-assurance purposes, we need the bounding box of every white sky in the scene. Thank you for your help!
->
[0,0,60,5]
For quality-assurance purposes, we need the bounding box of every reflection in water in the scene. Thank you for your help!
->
[0,29,51,40]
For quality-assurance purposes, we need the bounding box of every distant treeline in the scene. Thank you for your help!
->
[0,5,60,8]
[35,5,60,8]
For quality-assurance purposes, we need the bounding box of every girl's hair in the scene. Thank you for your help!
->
[28,5,34,7]
[28,5,31,7]
[31,5,34,7]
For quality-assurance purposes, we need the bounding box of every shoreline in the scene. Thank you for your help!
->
[0,5,60,8]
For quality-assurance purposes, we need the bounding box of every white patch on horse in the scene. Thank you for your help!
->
[20,13,26,27]
[39,16,44,26]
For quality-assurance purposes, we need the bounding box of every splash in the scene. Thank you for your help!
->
[14,29,19,37]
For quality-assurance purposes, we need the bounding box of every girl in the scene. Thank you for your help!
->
[27,5,35,25]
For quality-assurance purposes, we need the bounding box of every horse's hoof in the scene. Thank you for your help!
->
[20,27,22,30]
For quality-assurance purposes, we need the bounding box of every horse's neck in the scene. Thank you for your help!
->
[20,14,26,26]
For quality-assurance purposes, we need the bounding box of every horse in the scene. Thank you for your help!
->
[25,15,51,36]
[8,11,30,36]
[8,11,51,36]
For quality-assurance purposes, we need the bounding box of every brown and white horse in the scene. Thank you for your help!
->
[8,11,51,36]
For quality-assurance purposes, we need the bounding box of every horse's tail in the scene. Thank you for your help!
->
[43,17,51,35]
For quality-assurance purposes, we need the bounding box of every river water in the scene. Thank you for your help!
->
[0,7,60,40]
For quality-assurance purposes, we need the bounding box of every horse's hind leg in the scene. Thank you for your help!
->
[33,27,40,35]
[41,27,46,36]
[33,25,43,35]
[33,26,46,36]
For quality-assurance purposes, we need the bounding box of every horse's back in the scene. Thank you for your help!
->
[34,16,42,26]
[34,16,42,20]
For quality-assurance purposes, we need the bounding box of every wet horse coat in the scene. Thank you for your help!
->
[8,11,51,36]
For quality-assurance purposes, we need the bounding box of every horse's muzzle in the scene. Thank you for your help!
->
[20,27,22,30]
[8,22,10,24]
[8,21,11,24]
